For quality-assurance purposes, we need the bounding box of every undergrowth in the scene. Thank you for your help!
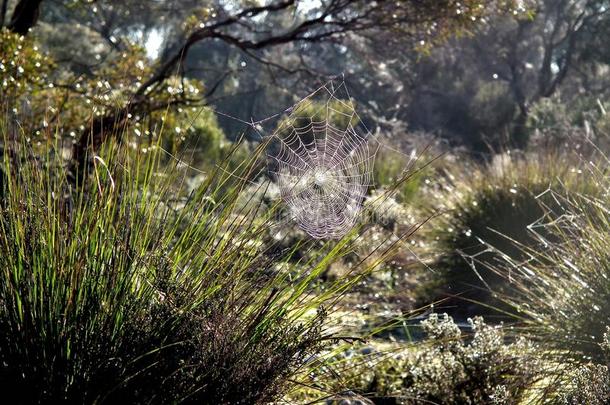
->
[417,150,604,317]
[291,313,537,404]
[0,127,403,403]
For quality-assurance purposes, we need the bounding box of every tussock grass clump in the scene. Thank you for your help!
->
[418,151,601,317]
[0,132,392,403]
[490,154,610,364]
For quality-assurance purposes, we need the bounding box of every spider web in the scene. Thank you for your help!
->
[153,75,422,241]
[266,79,378,239]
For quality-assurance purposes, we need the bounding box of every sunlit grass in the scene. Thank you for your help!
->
[415,149,606,317]
[0,121,413,403]
[490,151,610,365]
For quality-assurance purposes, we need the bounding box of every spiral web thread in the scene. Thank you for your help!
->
[267,80,378,239]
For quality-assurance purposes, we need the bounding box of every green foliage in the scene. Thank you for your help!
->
[470,80,517,144]
[410,0,533,53]
[526,95,610,146]
[558,363,610,405]
[175,107,250,172]
[275,98,358,141]
[402,314,536,404]
[0,129,385,403]
[180,108,226,158]
[1,26,208,143]
[0,23,235,174]
[406,74,519,152]
[418,151,601,316]
[0,28,53,110]
[302,314,536,404]
[373,148,428,204]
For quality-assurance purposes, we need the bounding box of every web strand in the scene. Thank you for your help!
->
[167,75,420,240]
[265,77,377,239]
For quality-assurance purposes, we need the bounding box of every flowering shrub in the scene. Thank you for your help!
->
[306,314,536,404]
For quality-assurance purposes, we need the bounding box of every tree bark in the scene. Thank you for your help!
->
[1,0,9,27]
[7,0,44,35]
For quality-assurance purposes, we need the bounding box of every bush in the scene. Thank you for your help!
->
[0,29,53,105]
[373,147,427,204]
[0,132,384,403]
[490,154,610,363]
[470,80,518,148]
[399,314,536,404]
[300,314,536,404]
[418,151,600,317]
[558,363,610,405]
[533,328,610,404]
[526,95,610,149]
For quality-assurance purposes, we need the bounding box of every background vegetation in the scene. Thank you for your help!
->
[0,0,609,403]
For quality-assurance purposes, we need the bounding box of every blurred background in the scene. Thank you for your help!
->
[1,0,608,154]
[1,1,609,403]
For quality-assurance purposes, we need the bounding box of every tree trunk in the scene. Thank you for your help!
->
[7,0,44,35]
[1,0,9,27]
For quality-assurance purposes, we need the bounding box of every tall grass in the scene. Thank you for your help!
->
[490,152,610,364]
[0,122,404,403]
[417,150,603,317]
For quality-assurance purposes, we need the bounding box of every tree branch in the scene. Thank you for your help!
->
[70,0,493,182]
[134,0,298,99]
